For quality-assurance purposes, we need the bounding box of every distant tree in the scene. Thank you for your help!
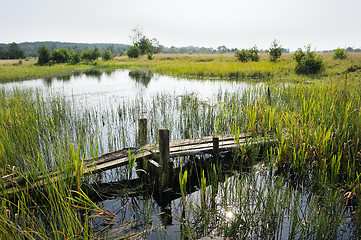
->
[129,25,161,56]
[51,48,70,63]
[333,48,348,59]
[137,36,152,55]
[235,49,250,62]
[0,46,7,59]
[81,46,101,61]
[217,45,229,53]
[129,25,145,46]
[37,45,51,66]
[293,45,324,74]
[127,45,141,58]
[248,46,260,62]
[102,49,113,61]
[235,46,260,62]
[150,38,162,54]
[92,46,101,60]
[81,48,94,61]
[106,44,118,55]
[268,39,282,62]
[70,50,81,64]
[7,42,26,59]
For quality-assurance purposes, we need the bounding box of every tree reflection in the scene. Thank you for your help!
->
[128,71,153,87]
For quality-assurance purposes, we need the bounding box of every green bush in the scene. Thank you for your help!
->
[333,48,348,60]
[70,50,81,64]
[51,48,70,63]
[81,47,101,62]
[235,46,260,62]
[127,46,141,58]
[102,49,113,61]
[268,39,282,62]
[37,45,51,66]
[146,51,154,60]
[293,45,324,74]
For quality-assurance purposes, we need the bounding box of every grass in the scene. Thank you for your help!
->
[2,52,361,82]
[0,62,91,82]
[1,52,361,238]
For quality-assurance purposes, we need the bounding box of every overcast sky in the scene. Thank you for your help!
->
[1,0,360,50]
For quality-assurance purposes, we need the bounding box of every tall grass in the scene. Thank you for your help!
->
[1,69,361,238]
[0,63,91,82]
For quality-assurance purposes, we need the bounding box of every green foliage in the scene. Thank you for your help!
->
[102,49,113,61]
[268,39,282,62]
[92,46,101,60]
[37,44,51,66]
[147,51,154,60]
[70,50,81,64]
[81,46,101,61]
[333,48,348,59]
[127,45,141,58]
[7,42,26,59]
[235,46,260,62]
[293,45,324,74]
[51,48,70,63]
[129,25,161,56]
[137,37,152,55]
[235,49,249,62]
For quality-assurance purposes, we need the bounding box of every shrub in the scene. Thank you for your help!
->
[81,47,101,62]
[235,49,249,62]
[70,50,81,64]
[293,45,324,74]
[268,39,282,62]
[235,46,260,62]
[51,48,70,63]
[102,49,113,61]
[37,45,51,66]
[127,46,141,58]
[333,48,348,60]
[146,51,154,60]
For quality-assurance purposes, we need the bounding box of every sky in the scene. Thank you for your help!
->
[1,0,360,51]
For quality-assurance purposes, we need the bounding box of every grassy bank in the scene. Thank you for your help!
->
[100,52,361,81]
[0,62,92,82]
[1,53,361,82]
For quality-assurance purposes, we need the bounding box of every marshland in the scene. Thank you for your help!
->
[1,50,361,239]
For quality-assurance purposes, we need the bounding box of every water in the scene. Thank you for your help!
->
[1,69,255,111]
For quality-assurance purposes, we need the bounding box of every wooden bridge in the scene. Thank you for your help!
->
[2,118,276,197]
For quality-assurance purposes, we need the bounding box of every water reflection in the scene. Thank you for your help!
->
[128,71,153,87]
[84,69,104,80]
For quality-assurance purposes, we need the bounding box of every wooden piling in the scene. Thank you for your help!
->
[138,118,147,146]
[213,136,219,161]
[159,129,170,187]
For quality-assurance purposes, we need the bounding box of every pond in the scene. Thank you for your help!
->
[2,69,256,110]
[0,69,357,239]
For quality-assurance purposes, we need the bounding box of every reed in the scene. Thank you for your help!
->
[2,65,361,238]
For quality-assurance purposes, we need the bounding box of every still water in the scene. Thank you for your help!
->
[2,69,255,110]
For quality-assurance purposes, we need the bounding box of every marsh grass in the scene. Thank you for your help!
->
[1,67,361,238]
[0,63,91,82]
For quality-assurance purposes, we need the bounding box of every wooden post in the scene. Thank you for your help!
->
[138,118,147,146]
[159,129,170,188]
[213,136,219,161]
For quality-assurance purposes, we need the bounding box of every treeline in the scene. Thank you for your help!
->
[0,41,130,58]
[322,47,361,53]
[0,42,27,59]
[37,45,117,65]
[161,45,290,54]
